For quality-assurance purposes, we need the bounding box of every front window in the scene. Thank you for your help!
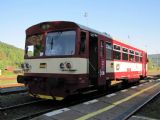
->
[45,31,76,56]
[25,31,76,57]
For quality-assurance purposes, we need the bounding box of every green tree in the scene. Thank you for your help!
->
[0,41,24,71]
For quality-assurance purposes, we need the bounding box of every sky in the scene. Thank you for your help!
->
[0,0,160,54]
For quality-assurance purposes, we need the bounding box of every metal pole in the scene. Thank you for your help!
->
[157,54,159,67]
[84,12,88,26]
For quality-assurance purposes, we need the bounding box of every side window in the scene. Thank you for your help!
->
[129,50,134,62]
[122,48,128,61]
[113,45,121,60]
[114,45,121,50]
[140,53,142,62]
[27,45,34,57]
[106,42,112,60]
[135,52,139,62]
[100,40,104,58]
[80,31,86,54]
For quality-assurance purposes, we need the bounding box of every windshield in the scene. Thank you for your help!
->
[26,34,44,57]
[45,31,76,56]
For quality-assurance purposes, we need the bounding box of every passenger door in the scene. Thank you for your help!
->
[142,52,147,77]
[89,33,98,85]
[98,35,106,85]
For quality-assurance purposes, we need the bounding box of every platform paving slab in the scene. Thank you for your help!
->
[70,100,109,114]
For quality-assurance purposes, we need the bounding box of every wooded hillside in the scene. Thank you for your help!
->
[0,41,24,70]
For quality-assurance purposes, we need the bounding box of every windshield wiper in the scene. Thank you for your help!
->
[50,37,54,50]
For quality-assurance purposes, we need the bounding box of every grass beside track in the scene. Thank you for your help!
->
[148,69,160,76]
[0,71,21,86]
[0,79,18,86]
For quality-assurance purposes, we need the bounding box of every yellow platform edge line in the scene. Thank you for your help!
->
[75,82,160,120]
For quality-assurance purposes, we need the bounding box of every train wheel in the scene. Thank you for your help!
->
[98,86,107,92]
[140,75,144,80]
[122,79,129,87]
[106,80,111,88]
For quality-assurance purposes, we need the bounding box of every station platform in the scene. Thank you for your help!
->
[32,80,160,120]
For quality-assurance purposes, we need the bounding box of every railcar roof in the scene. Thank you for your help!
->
[27,21,112,38]
[76,22,145,52]
[76,23,112,39]
[27,21,145,52]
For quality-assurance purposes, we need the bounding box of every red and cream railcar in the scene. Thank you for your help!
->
[17,21,148,100]
[106,38,147,81]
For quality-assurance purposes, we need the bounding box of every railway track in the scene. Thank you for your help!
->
[0,99,46,111]
[0,86,27,95]
[12,103,62,120]
[0,90,40,110]
[0,99,56,120]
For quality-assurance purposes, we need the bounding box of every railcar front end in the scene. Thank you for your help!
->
[17,21,92,100]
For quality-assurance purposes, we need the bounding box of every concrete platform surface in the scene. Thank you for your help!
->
[32,80,160,120]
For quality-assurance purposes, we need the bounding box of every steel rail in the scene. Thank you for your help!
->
[0,99,47,111]
[0,87,28,95]
[15,107,60,120]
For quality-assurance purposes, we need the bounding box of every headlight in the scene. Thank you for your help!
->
[66,63,72,69]
[26,63,30,69]
[21,63,25,69]
[21,63,31,71]
[60,63,65,69]
[59,62,76,71]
